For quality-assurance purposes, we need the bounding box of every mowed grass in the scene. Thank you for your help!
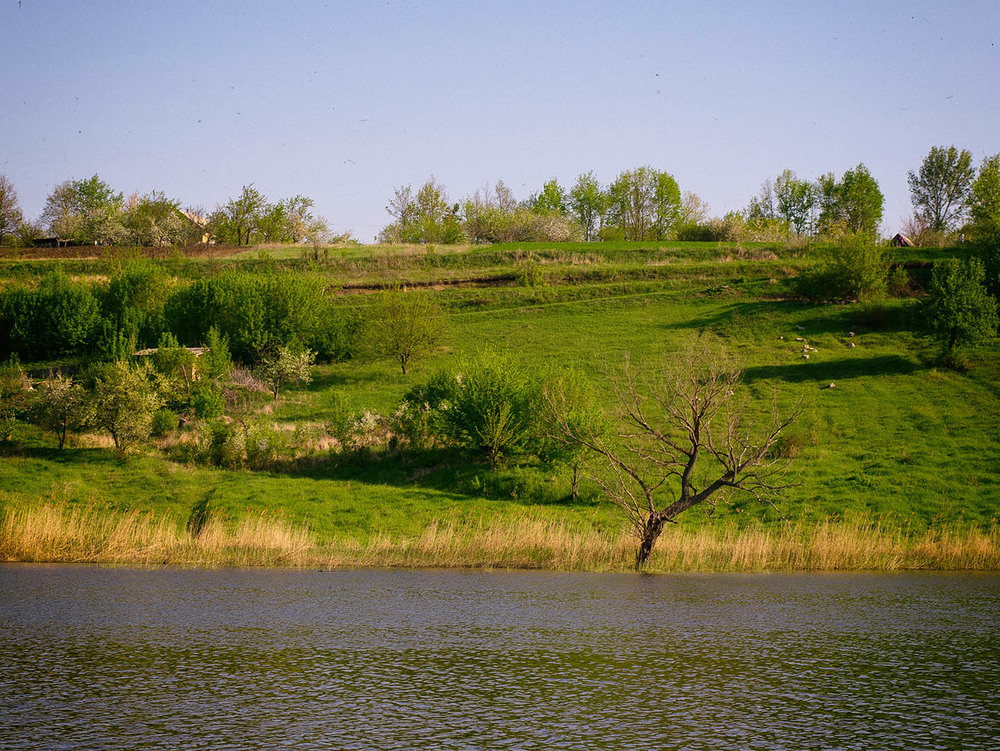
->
[1,241,998,567]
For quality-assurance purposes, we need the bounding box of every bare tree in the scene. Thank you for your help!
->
[546,347,798,567]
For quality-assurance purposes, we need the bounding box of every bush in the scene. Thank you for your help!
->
[164,269,330,362]
[799,236,890,302]
[151,408,179,437]
[191,381,225,419]
[0,269,100,360]
[923,256,999,362]
[408,351,545,468]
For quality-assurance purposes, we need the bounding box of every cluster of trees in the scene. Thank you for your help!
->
[0,175,333,247]
[378,147,1000,247]
[378,167,684,245]
[744,164,885,239]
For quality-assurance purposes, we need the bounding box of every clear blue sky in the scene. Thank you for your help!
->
[2,0,997,240]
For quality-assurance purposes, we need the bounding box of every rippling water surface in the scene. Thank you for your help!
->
[2,566,998,750]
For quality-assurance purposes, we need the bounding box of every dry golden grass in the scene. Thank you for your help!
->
[2,505,998,571]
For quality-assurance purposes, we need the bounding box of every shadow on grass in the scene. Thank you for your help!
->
[742,355,921,385]
[659,299,917,340]
[279,446,593,508]
[0,444,125,466]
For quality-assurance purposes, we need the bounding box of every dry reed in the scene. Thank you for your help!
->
[2,505,998,571]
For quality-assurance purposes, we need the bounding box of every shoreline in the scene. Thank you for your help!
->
[3,504,998,572]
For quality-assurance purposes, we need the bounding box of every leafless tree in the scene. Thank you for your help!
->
[546,346,799,567]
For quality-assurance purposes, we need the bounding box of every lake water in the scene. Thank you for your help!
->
[1,566,998,750]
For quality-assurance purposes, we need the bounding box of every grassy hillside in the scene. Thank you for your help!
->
[1,240,997,569]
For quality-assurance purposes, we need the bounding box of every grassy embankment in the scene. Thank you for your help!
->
[1,240,998,570]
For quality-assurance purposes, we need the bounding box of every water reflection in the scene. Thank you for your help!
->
[2,568,998,749]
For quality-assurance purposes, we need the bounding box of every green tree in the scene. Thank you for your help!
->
[28,374,93,449]
[101,259,171,349]
[151,332,197,405]
[164,269,326,362]
[800,234,890,302]
[200,326,233,381]
[365,288,445,374]
[568,172,604,242]
[0,174,24,246]
[123,191,187,246]
[542,368,608,499]
[41,175,125,245]
[0,356,28,441]
[817,164,884,238]
[210,184,267,246]
[530,178,568,215]
[908,146,975,234]
[380,177,463,244]
[0,269,100,360]
[969,154,1000,247]
[605,167,681,240]
[92,361,164,454]
[774,169,816,235]
[924,257,998,360]
[257,345,315,400]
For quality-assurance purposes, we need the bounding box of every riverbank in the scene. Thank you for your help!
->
[3,505,998,571]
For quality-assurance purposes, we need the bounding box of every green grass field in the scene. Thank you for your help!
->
[1,240,998,567]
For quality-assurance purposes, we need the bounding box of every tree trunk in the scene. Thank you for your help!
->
[636,513,668,568]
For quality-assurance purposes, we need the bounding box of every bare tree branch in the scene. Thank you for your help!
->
[545,344,800,567]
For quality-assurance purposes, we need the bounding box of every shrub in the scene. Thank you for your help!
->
[799,235,890,302]
[151,408,179,437]
[923,256,999,362]
[91,360,164,454]
[191,381,225,419]
[0,269,100,360]
[412,351,545,468]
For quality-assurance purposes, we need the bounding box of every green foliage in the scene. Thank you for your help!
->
[515,258,546,288]
[164,269,331,362]
[150,408,180,437]
[92,360,164,454]
[191,380,226,419]
[0,268,100,360]
[380,178,463,244]
[817,164,884,238]
[775,169,816,235]
[0,356,28,441]
[969,154,1000,247]
[209,184,267,246]
[364,288,444,374]
[185,418,285,470]
[413,351,546,468]
[908,146,975,233]
[151,332,197,405]
[100,259,171,348]
[200,326,233,380]
[800,236,890,302]
[41,175,125,245]
[605,166,681,240]
[540,368,608,498]
[923,256,999,359]
[27,373,93,449]
[123,191,191,246]
[0,174,24,246]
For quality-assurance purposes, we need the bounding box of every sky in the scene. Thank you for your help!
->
[1,0,997,241]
